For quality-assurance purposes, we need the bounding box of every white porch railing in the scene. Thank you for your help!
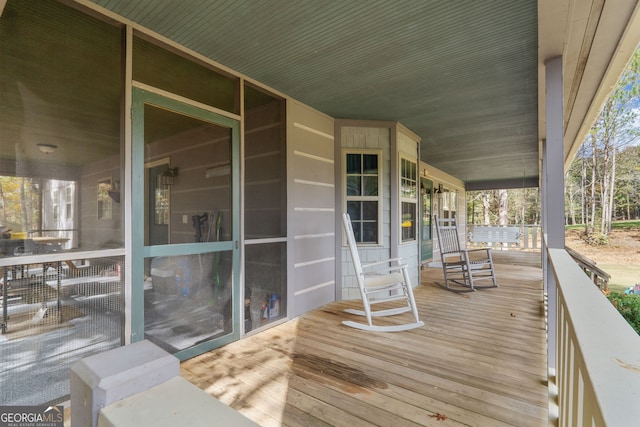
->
[548,248,640,426]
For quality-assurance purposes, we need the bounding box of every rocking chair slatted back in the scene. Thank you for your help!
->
[434,214,498,291]
[341,213,424,332]
[436,216,463,257]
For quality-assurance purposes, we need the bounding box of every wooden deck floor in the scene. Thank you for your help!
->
[181,252,548,427]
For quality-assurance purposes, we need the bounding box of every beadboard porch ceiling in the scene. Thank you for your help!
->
[86,0,640,189]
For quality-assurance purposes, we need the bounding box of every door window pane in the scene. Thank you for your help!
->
[421,181,432,240]
[97,178,112,220]
[53,189,60,221]
[154,187,169,225]
[65,187,73,219]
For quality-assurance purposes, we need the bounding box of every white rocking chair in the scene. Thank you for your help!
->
[434,214,497,292]
[341,213,424,332]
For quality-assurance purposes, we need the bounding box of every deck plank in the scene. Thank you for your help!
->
[182,252,548,426]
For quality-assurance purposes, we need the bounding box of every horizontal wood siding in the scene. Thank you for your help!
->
[289,101,335,317]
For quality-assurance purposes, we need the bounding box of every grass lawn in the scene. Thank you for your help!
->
[566,220,640,231]
[601,263,640,294]
[611,220,640,230]
[565,221,640,294]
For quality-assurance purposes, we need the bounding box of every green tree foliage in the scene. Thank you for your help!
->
[467,188,539,225]
[613,146,640,220]
[565,143,592,226]
[565,47,640,235]
[0,176,41,232]
[607,292,640,335]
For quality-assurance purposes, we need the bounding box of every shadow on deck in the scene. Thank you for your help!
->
[182,251,547,426]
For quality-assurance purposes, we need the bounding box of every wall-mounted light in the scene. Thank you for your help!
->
[37,143,57,154]
[108,180,121,203]
[157,167,178,188]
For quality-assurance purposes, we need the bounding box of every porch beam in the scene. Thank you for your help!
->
[465,176,539,191]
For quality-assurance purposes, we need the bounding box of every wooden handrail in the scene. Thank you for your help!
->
[565,246,611,289]
[549,248,640,425]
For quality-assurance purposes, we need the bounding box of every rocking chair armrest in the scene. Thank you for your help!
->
[464,247,493,262]
[362,265,408,276]
[441,253,464,261]
[465,248,492,255]
[361,258,403,270]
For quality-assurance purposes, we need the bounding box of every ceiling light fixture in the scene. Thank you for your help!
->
[37,143,58,154]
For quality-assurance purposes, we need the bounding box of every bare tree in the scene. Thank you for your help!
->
[482,192,490,225]
[590,132,597,235]
[19,178,29,232]
[599,103,615,234]
[498,189,508,225]
[565,179,577,225]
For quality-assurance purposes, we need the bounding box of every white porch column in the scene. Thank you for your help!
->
[544,56,565,372]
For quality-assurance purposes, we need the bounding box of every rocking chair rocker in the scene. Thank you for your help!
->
[434,214,498,292]
[341,213,424,332]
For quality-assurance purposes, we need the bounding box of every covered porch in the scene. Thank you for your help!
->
[3,0,640,423]
[181,252,548,426]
